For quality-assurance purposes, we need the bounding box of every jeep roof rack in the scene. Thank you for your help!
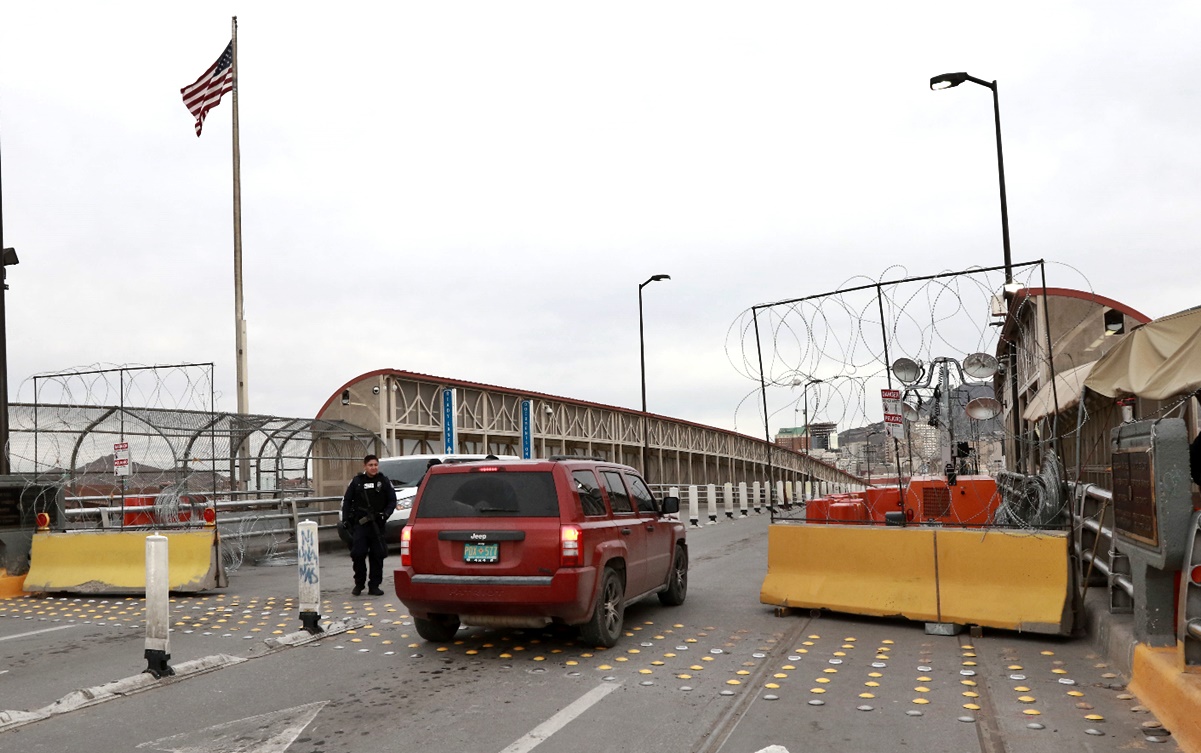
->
[547,455,607,462]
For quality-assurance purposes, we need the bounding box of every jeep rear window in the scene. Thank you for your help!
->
[415,472,559,518]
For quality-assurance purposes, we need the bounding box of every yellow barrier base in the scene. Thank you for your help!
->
[0,571,26,599]
[761,525,940,621]
[760,524,1071,635]
[1129,645,1201,753]
[23,530,227,594]
[935,528,1072,633]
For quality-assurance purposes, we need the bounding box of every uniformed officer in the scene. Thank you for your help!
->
[341,454,398,595]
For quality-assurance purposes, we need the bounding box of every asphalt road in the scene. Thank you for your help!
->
[0,514,1181,753]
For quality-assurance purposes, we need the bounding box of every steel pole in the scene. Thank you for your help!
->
[0,131,8,476]
[638,282,647,476]
[990,81,1012,285]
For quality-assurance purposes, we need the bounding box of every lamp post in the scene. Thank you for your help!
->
[638,274,671,479]
[931,70,1023,472]
[929,72,1011,284]
[789,377,823,455]
[0,131,16,476]
[865,427,884,484]
[802,378,822,455]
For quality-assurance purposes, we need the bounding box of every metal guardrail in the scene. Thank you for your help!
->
[1070,481,1134,605]
[60,492,343,541]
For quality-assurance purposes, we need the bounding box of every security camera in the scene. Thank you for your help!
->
[340,390,350,406]
[372,386,380,395]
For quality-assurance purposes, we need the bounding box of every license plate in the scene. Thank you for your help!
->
[463,542,499,563]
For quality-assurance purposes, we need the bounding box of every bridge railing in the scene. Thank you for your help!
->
[1070,481,1134,610]
[1070,478,1201,665]
[650,479,866,525]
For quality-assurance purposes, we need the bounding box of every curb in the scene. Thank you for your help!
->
[1129,645,1201,753]
[0,654,246,732]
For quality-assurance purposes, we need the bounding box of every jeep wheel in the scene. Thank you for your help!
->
[414,614,461,642]
[580,568,624,648]
[658,545,688,606]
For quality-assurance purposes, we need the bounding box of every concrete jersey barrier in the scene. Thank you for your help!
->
[23,530,227,594]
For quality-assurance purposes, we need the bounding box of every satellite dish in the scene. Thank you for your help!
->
[965,396,1002,420]
[891,357,922,385]
[962,352,999,380]
[901,401,920,422]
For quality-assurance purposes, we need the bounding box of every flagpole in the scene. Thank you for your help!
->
[231,16,250,490]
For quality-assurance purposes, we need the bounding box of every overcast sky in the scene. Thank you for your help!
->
[1,1,1197,440]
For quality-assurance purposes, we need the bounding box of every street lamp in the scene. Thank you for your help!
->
[929,71,1011,284]
[931,70,1023,472]
[864,427,884,483]
[0,129,15,476]
[789,377,823,455]
[638,274,671,478]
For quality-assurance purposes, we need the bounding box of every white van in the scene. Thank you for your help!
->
[339,453,520,545]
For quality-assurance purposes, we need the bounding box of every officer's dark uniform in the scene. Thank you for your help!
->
[341,469,398,595]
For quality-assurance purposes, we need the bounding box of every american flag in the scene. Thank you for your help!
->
[181,42,234,137]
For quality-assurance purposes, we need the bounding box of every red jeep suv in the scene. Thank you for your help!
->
[393,457,687,647]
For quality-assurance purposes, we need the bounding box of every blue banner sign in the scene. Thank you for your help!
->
[442,388,457,453]
[521,400,532,459]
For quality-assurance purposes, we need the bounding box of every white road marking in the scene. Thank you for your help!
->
[754,747,791,753]
[0,624,76,642]
[500,682,622,753]
[136,700,327,753]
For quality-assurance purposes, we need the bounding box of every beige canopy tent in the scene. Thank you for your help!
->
[1023,361,1097,422]
[1083,305,1201,400]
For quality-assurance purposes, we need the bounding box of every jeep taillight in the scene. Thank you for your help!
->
[401,527,412,567]
[560,525,581,567]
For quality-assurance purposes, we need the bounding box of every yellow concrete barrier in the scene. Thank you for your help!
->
[760,524,940,621]
[935,528,1072,634]
[760,524,1072,634]
[0,571,26,599]
[1129,644,1201,753]
[23,530,227,594]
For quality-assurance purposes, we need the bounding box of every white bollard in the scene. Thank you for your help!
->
[706,484,718,524]
[793,481,803,506]
[784,482,794,508]
[144,535,173,678]
[804,480,812,501]
[688,485,700,527]
[752,482,762,513]
[298,520,323,634]
[738,482,749,517]
[723,482,735,519]
[774,481,785,511]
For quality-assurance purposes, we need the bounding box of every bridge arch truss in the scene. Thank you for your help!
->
[313,369,862,498]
